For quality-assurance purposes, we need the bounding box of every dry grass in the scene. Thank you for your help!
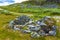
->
[0,14,60,40]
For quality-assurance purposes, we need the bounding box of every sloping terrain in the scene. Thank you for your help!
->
[0,0,60,13]
[0,13,60,40]
[0,0,60,40]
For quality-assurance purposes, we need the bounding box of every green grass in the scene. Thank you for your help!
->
[0,1,60,40]
[1,6,60,16]
[0,5,60,40]
[0,12,60,40]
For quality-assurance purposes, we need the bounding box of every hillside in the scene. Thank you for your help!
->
[0,10,60,40]
[0,0,60,40]
[0,1,60,13]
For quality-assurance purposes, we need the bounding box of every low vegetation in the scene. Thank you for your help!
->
[0,1,60,40]
[0,11,60,40]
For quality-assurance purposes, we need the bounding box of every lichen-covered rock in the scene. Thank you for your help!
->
[14,15,31,25]
[31,32,40,38]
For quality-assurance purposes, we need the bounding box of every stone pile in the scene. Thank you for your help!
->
[9,16,57,38]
